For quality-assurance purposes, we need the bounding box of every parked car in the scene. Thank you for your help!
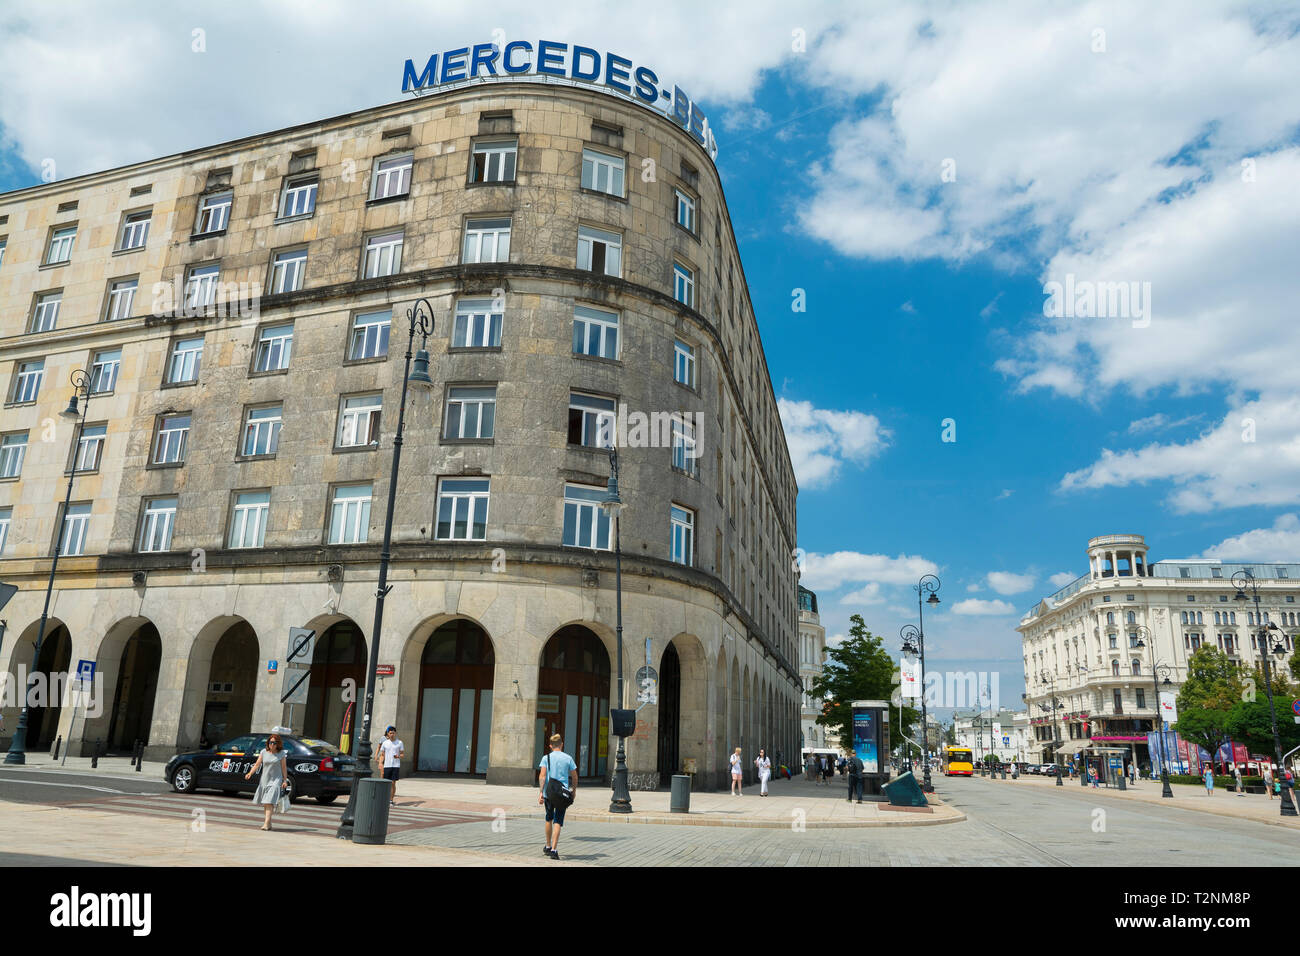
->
[165,732,358,804]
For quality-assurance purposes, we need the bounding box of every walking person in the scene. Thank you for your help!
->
[1233,764,1244,796]
[244,732,290,831]
[1264,764,1275,800]
[755,749,772,796]
[847,752,864,803]
[1203,765,1214,796]
[729,747,744,795]
[378,725,404,805]
[804,753,816,782]
[537,733,576,859]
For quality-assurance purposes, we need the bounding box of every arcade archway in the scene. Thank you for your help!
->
[303,619,367,749]
[536,625,610,780]
[412,618,495,775]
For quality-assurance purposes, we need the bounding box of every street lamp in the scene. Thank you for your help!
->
[601,446,632,814]
[6,369,93,765]
[1133,625,1175,798]
[910,574,940,792]
[336,299,434,838]
[1233,570,1297,817]
[900,624,921,775]
[1038,669,1064,786]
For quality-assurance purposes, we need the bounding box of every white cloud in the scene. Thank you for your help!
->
[951,598,1018,616]
[1199,514,1300,561]
[800,550,938,592]
[986,571,1034,595]
[777,398,891,489]
[1127,413,1203,435]
[1048,571,1077,588]
[838,583,886,605]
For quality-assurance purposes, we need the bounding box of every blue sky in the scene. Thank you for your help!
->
[3,1,1299,714]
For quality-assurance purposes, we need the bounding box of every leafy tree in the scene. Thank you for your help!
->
[810,613,917,751]
[1225,698,1300,759]
[1173,646,1246,771]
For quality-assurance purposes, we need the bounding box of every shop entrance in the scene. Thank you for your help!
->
[414,619,495,775]
[536,625,610,780]
[656,643,681,785]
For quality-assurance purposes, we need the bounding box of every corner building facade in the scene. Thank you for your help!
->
[0,81,801,790]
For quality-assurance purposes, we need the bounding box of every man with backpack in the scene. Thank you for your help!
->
[538,733,577,860]
[847,752,865,803]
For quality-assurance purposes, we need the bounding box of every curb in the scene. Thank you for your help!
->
[504,806,967,828]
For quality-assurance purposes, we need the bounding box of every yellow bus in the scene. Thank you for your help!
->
[943,746,974,776]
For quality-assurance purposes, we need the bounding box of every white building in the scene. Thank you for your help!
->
[953,708,1027,763]
[798,585,835,753]
[1019,534,1298,771]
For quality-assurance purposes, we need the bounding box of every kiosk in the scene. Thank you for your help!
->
[850,699,892,795]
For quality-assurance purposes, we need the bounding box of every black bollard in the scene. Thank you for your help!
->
[90,738,102,769]
[135,739,144,772]
[51,735,62,761]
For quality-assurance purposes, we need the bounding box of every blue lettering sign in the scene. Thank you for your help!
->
[503,40,533,74]
[401,55,438,92]
[536,39,566,76]
[440,46,469,83]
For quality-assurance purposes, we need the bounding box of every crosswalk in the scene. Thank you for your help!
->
[67,791,497,837]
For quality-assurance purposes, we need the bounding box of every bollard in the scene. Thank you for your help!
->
[352,777,392,845]
[90,738,102,769]
[670,774,691,813]
[136,742,144,772]
[51,735,62,761]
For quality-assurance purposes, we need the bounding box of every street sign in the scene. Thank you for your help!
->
[286,627,315,666]
[635,665,658,704]
[0,582,17,612]
[1291,699,1300,717]
[75,659,95,684]
[375,664,395,677]
[280,667,310,705]
[268,660,278,673]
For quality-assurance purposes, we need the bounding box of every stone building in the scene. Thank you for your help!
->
[0,78,801,790]
[1019,534,1298,770]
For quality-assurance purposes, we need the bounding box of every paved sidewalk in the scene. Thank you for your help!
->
[6,758,962,828]
[0,798,548,866]
[962,770,1300,830]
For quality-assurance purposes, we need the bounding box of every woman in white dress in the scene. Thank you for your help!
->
[729,747,744,795]
[244,733,290,831]
[755,749,772,796]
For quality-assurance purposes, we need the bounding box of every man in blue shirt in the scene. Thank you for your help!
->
[538,733,577,860]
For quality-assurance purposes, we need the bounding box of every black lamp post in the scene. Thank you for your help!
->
[911,574,940,792]
[602,446,632,813]
[900,624,921,776]
[1038,668,1064,785]
[336,300,434,838]
[5,370,92,766]
[1232,570,1297,818]
[1133,624,1175,798]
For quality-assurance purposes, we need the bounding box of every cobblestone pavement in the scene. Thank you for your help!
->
[388,774,1300,866]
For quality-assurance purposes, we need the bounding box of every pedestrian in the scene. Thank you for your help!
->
[1203,765,1214,796]
[1233,763,1244,796]
[537,733,576,859]
[378,725,404,804]
[805,753,816,782]
[755,749,772,796]
[1090,767,1099,789]
[820,754,831,784]
[1264,764,1275,800]
[243,732,289,831]
[847,752,864,803]
[729,747,744,795]
[1129,762,1136,785]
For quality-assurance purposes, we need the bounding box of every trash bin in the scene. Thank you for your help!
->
[351,777,392,845]
[1117,772,1126,791]
[670,774,691,813]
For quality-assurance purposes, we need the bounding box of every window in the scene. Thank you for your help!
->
[1136,688,1146,709]
[12,360,43,403]
[0,507,10,555]
[46,227,76,264]
[104,279,137,321]
[673,263,695,308]
[60,503,91,556]
[1131,659,1141,676]
[470,139,517,182]
[444,386,496,439]
[184,264,219,310]
[1126,610,1136,624]
[269,249,307,293]
[462,218,511,263]
[0,238,6,270]
[119,211,151,250]
[1108,635,1117,649]
[671,416,698,475]
[30,292,61,333]
[581,148,625,197]
[337,394,382,448]
[166,337,204,384]
[567,392,615,448]
[1112,690,1123,713]
[452,299,502,348]
[577,225,622,277]
[72,424,106,472]
[242,405,282,457]
[370,153,413,200]
[279,176,318,218]
[329,484,372,544]
[349,310,391,360]
[153,414,191,465]
[435,478,489,541]
[674,340,696,388]
[363,232,403,278]
[228,491,270,549]
[253,324,293,372]
[675,189,696,232]
[671,505,694,566]
[0,432,27,478]
[139,497,177,553]
[196,192,232,234]
[572,304,619,359]
[563,484,611,550]
[1111,660,1120,676]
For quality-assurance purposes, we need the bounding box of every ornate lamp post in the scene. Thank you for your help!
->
[900,624,922,775]
[602,447,632,813]
[336,300,434,838]
[1232,571,1297,818]
[909,574,940,792]
[1038,668,1064,786]
[6,369,93,765]
[1133,624,1175,798]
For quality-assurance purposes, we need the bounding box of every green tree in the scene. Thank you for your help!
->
[1225,698,1300,759]
[810,613,917,750]
[1173,646,1245,769]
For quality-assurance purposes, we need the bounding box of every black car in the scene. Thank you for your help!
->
[164,733,358,804]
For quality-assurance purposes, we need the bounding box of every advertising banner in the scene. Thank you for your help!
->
[852,707,879,774]
[1158,691,1179,724]
[898,657,920,699]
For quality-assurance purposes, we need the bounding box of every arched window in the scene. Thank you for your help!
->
[1111,660,1120,676]
[1181,611,1188,625]
[1127,611,1136,624]
[1214,611,1220,625]
[1196,611,1203,625]
[1106,612,1115,625]
[1131,659,1141,675]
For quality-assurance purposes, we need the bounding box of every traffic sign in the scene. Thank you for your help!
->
[280,667,310,705]
[1292,699,1300,717]
[75,659,96,684]
[286,627,315,666]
